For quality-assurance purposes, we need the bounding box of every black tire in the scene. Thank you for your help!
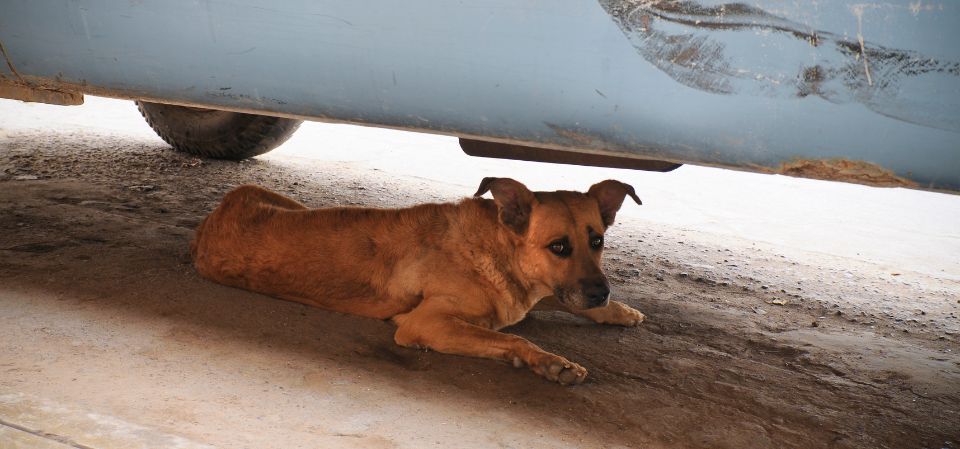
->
[136,101,302,160]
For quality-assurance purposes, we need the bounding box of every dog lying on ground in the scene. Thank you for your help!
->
[191,178,645,385]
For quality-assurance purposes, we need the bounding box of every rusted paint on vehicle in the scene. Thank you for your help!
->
[775,159,918,188]
[0,40,83,105]
[0,78,84,105]
[546,124,607,148]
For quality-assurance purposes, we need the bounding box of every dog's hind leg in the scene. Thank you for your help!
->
[392,297,588,385]
[535,296,645,327]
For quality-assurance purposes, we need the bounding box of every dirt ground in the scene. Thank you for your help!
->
[1,97,959,449]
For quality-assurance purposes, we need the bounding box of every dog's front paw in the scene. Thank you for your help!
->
[613,304,645,327]
[582,300,645,326]
[524,352,587,385]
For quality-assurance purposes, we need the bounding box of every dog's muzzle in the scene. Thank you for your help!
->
[580,279,610,309]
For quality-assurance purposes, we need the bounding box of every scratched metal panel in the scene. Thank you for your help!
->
[1,0,958,190]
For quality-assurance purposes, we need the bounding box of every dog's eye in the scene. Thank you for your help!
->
[549,241,566,254]
[548,240,570,257]
[590,236,603,249]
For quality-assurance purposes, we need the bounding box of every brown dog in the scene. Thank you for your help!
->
[191,178,644,384]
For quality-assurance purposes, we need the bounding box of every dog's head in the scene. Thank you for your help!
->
[474,177,641,310]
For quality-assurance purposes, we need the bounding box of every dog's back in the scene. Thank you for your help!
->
[190,185,476,318]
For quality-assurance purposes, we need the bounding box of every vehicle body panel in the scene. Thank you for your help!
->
[1,0,958,190]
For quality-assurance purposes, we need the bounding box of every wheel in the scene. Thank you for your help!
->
[135,101,302,160]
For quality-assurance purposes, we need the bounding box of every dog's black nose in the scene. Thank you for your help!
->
[582,280,610,308]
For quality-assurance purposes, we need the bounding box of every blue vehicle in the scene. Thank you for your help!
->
[2,0,958,191]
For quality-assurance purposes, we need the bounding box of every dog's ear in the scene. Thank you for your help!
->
[474,177,536,234]
[587,180,642,227]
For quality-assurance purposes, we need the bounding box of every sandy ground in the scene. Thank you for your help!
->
[1,96,959,449]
